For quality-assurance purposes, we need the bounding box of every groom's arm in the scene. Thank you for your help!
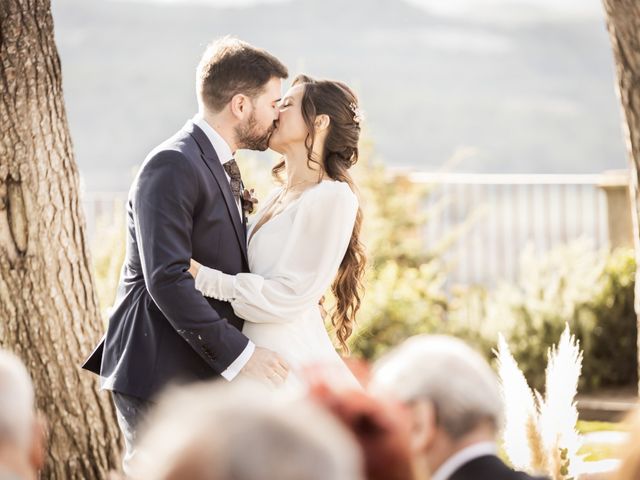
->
[133,149,250,375]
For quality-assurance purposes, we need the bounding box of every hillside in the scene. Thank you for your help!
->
[51,0,626,190]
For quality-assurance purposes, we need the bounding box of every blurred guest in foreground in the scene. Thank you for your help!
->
[311,381,417,480]
[0,349,46,480]
[612,405,640,480]
[128,381,365,480]
[370,335,547,480]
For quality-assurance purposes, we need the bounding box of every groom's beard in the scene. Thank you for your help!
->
[235,113,275,151]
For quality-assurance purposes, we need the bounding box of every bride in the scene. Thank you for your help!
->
[189,74,366,392]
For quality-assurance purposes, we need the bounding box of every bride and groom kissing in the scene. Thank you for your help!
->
[82,36,367,469]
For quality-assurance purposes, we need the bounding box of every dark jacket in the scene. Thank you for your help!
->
[82,120,250,400]
[450,455,549,480]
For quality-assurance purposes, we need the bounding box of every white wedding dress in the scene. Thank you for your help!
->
[194,180,361,392]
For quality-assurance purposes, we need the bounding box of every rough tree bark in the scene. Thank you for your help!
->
[0,1,122,478]
[601,0,640,393]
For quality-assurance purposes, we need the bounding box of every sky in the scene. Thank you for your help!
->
[110,0,605,19]
[407,0,604,18]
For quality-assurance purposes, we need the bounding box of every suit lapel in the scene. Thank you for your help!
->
[185,121,248,265]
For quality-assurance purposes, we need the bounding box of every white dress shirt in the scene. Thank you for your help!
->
[432,442,498,480]
[192,114,255,381]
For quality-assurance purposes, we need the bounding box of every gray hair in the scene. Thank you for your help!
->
[370,335,503,440]
[130,381,364,480]
[0,349,35,448]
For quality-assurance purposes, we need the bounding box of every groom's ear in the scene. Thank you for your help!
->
[230,93,249,119]
[314,114,330,132]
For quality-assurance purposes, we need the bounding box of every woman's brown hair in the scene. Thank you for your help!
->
[272,74,366,352]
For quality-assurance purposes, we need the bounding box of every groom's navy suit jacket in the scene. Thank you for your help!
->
[82,121,250,400]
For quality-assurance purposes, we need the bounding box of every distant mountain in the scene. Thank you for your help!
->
[51,0,626,191]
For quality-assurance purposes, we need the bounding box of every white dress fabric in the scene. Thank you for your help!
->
[194,180,361,392]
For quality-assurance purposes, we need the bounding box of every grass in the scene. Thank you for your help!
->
[578,420,627,462]
[577,420,628,433]
[580,443,620,462]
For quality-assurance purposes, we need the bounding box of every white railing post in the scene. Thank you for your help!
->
[599,170,633,249]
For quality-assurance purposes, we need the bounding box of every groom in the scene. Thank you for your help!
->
[82,37,290,471]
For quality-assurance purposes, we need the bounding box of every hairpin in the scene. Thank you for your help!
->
[349,102,365,124]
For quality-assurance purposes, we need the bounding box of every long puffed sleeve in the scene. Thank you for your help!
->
[194,181,358,323]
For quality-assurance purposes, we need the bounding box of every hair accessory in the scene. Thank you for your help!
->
[349,102,365,124]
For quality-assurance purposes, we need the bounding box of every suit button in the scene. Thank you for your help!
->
[202,345,216,362]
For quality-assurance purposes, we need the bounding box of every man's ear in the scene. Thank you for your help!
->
[230,94,249,120]
[314,114,330,132]
[28,413,47,472]
[410,400,438,454]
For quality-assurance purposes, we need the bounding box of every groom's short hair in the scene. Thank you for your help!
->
[196,37,288,113]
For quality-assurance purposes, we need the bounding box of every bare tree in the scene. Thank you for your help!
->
[0,1,122,478]
[601,0,640,392]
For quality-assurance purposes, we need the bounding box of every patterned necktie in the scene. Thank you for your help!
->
[223,158,243,200]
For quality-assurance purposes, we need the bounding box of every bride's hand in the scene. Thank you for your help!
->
[188,259,201,278]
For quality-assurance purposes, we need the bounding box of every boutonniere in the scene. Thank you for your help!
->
[241,188,259,215]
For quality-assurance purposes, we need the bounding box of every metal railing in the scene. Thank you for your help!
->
[81,171,626,287]
[410,173,612,285]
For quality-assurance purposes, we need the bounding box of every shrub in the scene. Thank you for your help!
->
[452,242,637,392]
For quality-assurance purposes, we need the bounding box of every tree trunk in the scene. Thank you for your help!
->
[601,0,640,394]
[0,1,122,478]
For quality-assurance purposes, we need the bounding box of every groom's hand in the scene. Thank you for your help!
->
[241,347,290,386]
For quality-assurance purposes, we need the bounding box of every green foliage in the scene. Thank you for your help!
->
[346,156,638,394]
[454,242,637,392]
[91,203,126,324]
[583,248,637,389]
[576,420,628,434]
[346,151,453,358]
[576,420,626,462]
[354,158,431,267]
[351,261,448,359]
[90,149,638,395]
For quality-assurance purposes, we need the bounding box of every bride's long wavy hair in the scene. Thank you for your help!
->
[272,74,366,352]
